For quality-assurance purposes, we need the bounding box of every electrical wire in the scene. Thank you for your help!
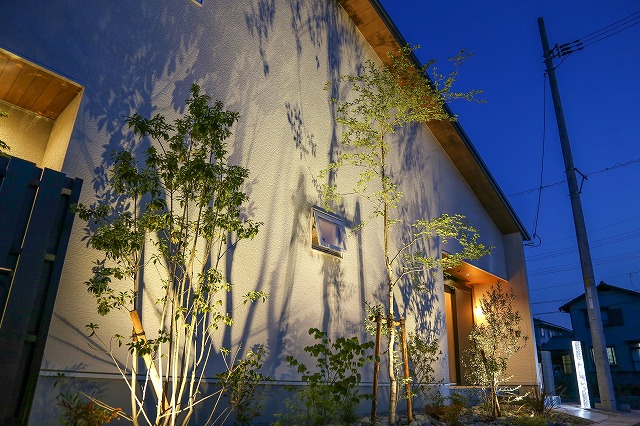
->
[551,10,640,58]
[576,10,640,42]
[526,228,640,262]
[508,157,640,198]
[529,250,640,276]
[524,74,548,248]
[530,270,640,294]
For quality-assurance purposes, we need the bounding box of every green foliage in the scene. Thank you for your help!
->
[424,392,467,426]
[407,332,442,402]
[519,382,558,418]
[277,328,376,425]
[216,346,270,425]
[75,84,267,424]
[320,45,482,224]
[464,281,528,418]
[320,45,488,422]
[57,392,122,426]
[510,414,548,426]
[54,374,123,426]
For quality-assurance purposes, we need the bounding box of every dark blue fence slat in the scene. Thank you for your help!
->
[0,157,82,426]
[19,176,82,424]
[0,158,40,317]
[0,168,66,423]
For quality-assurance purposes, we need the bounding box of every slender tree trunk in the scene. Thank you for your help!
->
[491,376,501,418]
[131,346,140,426]
[381,136,397,425]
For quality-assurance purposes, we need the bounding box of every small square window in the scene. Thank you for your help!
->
[311,208,346,257]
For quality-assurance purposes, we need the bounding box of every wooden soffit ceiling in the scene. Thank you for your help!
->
[0,49,82,120]
[446,259,506,286]
[337,0,527,237]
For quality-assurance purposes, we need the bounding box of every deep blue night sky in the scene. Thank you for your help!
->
[379,0,640,328]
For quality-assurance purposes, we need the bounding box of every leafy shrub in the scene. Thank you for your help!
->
[216,346,270,425]
[407,332,442,403]
[57,391,121,426]
[519,382,559,417]
[276,328,375,425]
[424,392,467,426]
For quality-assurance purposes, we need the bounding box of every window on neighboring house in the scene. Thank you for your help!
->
[311,207,346,257]
[590,346,617,367]
[607,308,623,326]
[631,342,640,371]
[582,307,624,328]
[562,354,573,374]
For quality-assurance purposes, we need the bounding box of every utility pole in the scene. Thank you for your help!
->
[537,17,616,411]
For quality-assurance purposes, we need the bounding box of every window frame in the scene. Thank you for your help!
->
[630,341,640,371]
[311,207,347,258]
[590,346,617,367]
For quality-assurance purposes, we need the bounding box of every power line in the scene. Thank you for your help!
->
[525,214,640,246]
[549,10,640,58]
[526,228,640,261]
[576,10,640,42]
[508,157,640,197]
[531,298,571,305]
[529,270,640,294]
[524,74,548,248]
[529,250,640,276]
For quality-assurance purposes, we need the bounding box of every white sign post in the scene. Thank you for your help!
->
[572,340,591,409]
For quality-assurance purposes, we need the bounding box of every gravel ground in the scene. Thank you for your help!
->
[353,408,591,426]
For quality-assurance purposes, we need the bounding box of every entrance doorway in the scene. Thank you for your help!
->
[444,282,474,385]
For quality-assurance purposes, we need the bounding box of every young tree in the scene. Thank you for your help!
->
[321,46,490,423]
[76,84,267,426]
[465,281,528,418]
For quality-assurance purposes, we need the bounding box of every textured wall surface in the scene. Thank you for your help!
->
[0,0,534,421]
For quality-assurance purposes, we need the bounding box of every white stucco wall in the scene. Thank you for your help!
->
[0,100,53,166]
[0,0,533,421]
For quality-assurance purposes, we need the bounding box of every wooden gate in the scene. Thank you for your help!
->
[0,156,82,426]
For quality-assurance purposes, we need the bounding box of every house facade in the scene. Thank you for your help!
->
[533,318,572,395]
[534,318,572,351]
[0,0,537,423]
[557,282,640,407]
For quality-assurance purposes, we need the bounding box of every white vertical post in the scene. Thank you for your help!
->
[572,341,591,409]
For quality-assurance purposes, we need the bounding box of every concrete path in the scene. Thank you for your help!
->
[555,404,640,425]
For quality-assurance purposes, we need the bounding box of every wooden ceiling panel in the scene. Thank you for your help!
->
[359,19,386,39]
[0,60,23,99]
[5,63,38,105]
[0,49,81,120]
[43,84,82,120]
[19,71,53,110]
[447,260,506,286]
[30,78,63,118]
[352,5,379,27]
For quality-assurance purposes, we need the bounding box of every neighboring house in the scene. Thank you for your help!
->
[551,282,640,407]
[533,319,573,397]
[559,282,640,374]
[0,0,538,423]
[534,318,572,351]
